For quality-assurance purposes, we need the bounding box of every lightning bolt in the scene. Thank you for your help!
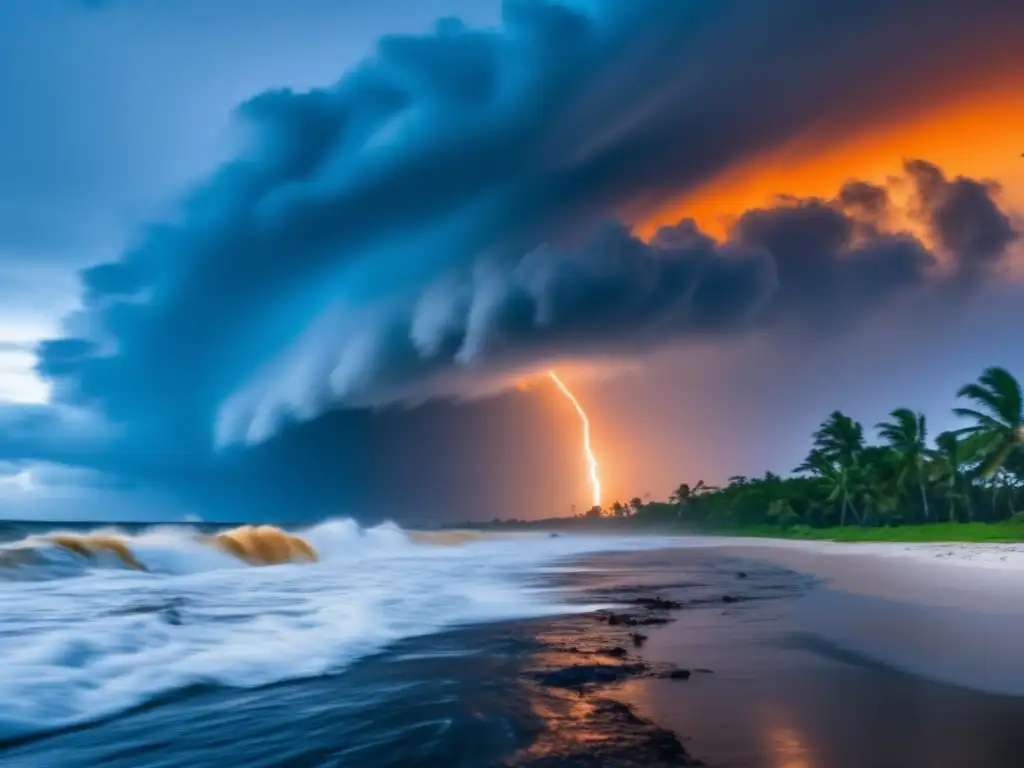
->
[548,371,602,508]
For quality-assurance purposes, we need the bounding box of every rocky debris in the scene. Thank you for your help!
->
[736,571,749,579]
[721,595,739,604]
[513,583,713,767]
[660,668,691,680]
[602,612,672,627]
[536,663,649,689]
[509,697,703,767]
[631,596,683,611]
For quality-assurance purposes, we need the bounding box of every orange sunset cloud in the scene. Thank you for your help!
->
[637,77,1024,241]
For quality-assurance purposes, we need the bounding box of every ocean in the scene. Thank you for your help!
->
[3,521,1023,767]
[0,520,688,764]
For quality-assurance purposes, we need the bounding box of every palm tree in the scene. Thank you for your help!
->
[609,501,626,517]
[797,449,861,525]
[856,445,902,525]
[669,483,692,508]
[628,497,644,515]
[669,480,716,519]
[813,411,866,463]
[799,412,867,526]
[954,367,1024,477]
[931,431,973,521]
[693,479,715,495]
[876,408,930,519]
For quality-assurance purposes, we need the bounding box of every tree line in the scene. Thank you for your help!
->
[593,366,1024,530]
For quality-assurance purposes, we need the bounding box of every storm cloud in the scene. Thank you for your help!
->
[27,0,1024,480]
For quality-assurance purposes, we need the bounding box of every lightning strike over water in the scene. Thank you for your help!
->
[548,371,602,508]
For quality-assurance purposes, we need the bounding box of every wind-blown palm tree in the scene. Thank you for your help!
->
[858,445,901,524]
[876,408,930,519]
[669,483,692,508]
[670,480,716,518]
[799,412,868,525]
[628,497,644,516]
[670,480,713,505]
[813,411,866,464]
[797,449,861,525]
[931,431,973,521]
[954,367,1024,477]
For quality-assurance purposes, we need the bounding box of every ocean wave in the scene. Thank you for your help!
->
[0,520,680,743]
[0,521,442,581]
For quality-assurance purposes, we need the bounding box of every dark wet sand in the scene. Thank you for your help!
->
[575,548,1024,768]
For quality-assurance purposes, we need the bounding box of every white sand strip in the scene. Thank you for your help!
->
[689,537,1024,696]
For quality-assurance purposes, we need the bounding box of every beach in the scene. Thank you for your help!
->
[2,523,1023,766]
[699,538,1024,696]
[584,542,1024,767]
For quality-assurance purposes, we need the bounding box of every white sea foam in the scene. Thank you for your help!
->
[0,520,680,742]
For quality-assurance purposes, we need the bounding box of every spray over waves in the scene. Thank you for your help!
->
[0,519,680,742]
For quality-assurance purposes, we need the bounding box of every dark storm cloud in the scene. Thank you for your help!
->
[906,160,1019,281]
[23,1,1024,477]
[219,161,1019,443]
[0,404,116,465]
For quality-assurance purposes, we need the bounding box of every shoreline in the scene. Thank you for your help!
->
[516,544,1024,767]
[4,541,1023,767]
[691,535,1024,609]
[685,537,1024,696]
[552,545,1024,767]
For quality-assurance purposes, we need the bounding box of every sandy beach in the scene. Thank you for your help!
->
[564,542,1024,767]
[686,538,1024,696]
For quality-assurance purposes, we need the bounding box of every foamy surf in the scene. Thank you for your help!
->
[1,525,322,580]
[0,520,681,742]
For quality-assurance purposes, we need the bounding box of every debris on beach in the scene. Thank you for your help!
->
[536,663,649,689]
[660,668,692,680]
[629,632,648,648]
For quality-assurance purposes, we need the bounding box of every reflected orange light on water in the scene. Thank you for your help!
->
[767,725,813,768]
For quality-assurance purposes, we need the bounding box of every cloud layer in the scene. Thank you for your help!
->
[216,161,1017,444]
[15,0,1023,514]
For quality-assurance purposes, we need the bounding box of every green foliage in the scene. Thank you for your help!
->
[953,367,1024,477]
[616,366,1024,542]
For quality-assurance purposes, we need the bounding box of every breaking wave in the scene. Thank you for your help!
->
[0,524,328,579]
[0,519,680,742]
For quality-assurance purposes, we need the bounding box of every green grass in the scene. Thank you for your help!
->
[720,520,1024,543]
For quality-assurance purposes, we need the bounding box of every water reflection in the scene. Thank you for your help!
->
[763,722,812,768]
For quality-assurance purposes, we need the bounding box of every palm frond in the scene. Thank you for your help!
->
[956,383,1006,421]
[952,408,1006,430]
[980,367,1023,424]
[977,440,1019,478]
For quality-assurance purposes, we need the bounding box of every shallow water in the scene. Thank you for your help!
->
[0,520,679,745]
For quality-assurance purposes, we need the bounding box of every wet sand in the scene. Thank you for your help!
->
[696,539,1024,696]
[586,547,1024,768]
